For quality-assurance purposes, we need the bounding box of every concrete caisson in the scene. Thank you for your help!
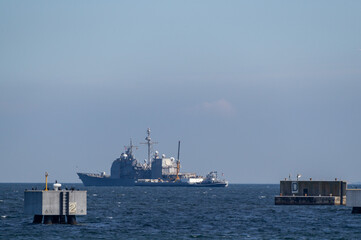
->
[346,189,361,213]
[24,190,87,224]
[275,180,347,205]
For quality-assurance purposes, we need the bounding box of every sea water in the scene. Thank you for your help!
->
[1,183,361,239]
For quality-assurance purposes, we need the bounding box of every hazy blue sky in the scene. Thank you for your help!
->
[1,1,361,183]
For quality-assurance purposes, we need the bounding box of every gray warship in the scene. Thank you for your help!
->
[77,128,228,187]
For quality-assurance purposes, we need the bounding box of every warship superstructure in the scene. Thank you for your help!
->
[77,128,228,187]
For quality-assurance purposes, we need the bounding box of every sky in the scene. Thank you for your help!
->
[1,1,361,183]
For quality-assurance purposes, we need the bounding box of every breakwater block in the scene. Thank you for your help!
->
[346,189,361,214]
[24,190,87,224]
[275,180,347,205]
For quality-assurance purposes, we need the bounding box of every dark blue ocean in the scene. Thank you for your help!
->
[1,183,361,239]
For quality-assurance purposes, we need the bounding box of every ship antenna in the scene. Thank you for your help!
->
[125,138,138,156]
[140,128,158,167]
[129,138,133,155]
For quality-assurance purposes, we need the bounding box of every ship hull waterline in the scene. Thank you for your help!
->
[135,182,228,187]
[77,173,136,186]
[78,173,228,187]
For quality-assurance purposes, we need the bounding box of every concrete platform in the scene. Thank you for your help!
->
[275,180,347,205]
[24,190,87,216]
[346,189,361,213]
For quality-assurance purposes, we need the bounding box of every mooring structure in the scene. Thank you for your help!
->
[24,173,87,224]
[346,189,361,214]
[275,179,347,205]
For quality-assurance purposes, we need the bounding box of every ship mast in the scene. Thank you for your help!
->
[140,128,158,168]
[125,138,138,157]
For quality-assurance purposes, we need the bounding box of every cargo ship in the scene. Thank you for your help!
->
[77,129,228,187]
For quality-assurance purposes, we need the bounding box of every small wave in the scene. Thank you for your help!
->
[0,200,3,202]
[259,196,266,199]
[92,194,97,197]
[107,217,113,219]
[1,215,7,218]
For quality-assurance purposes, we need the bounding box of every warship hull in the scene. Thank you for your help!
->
[77,173,135,186]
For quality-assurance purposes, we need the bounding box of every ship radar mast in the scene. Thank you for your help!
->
[140,128,158,167]
[124,138,138,157]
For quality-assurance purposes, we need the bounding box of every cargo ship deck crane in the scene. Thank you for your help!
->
[175,141,181,182]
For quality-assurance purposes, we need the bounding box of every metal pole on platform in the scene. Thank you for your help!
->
[45,172,48,191]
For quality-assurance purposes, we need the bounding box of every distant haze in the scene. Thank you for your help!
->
[1,1,361,183]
